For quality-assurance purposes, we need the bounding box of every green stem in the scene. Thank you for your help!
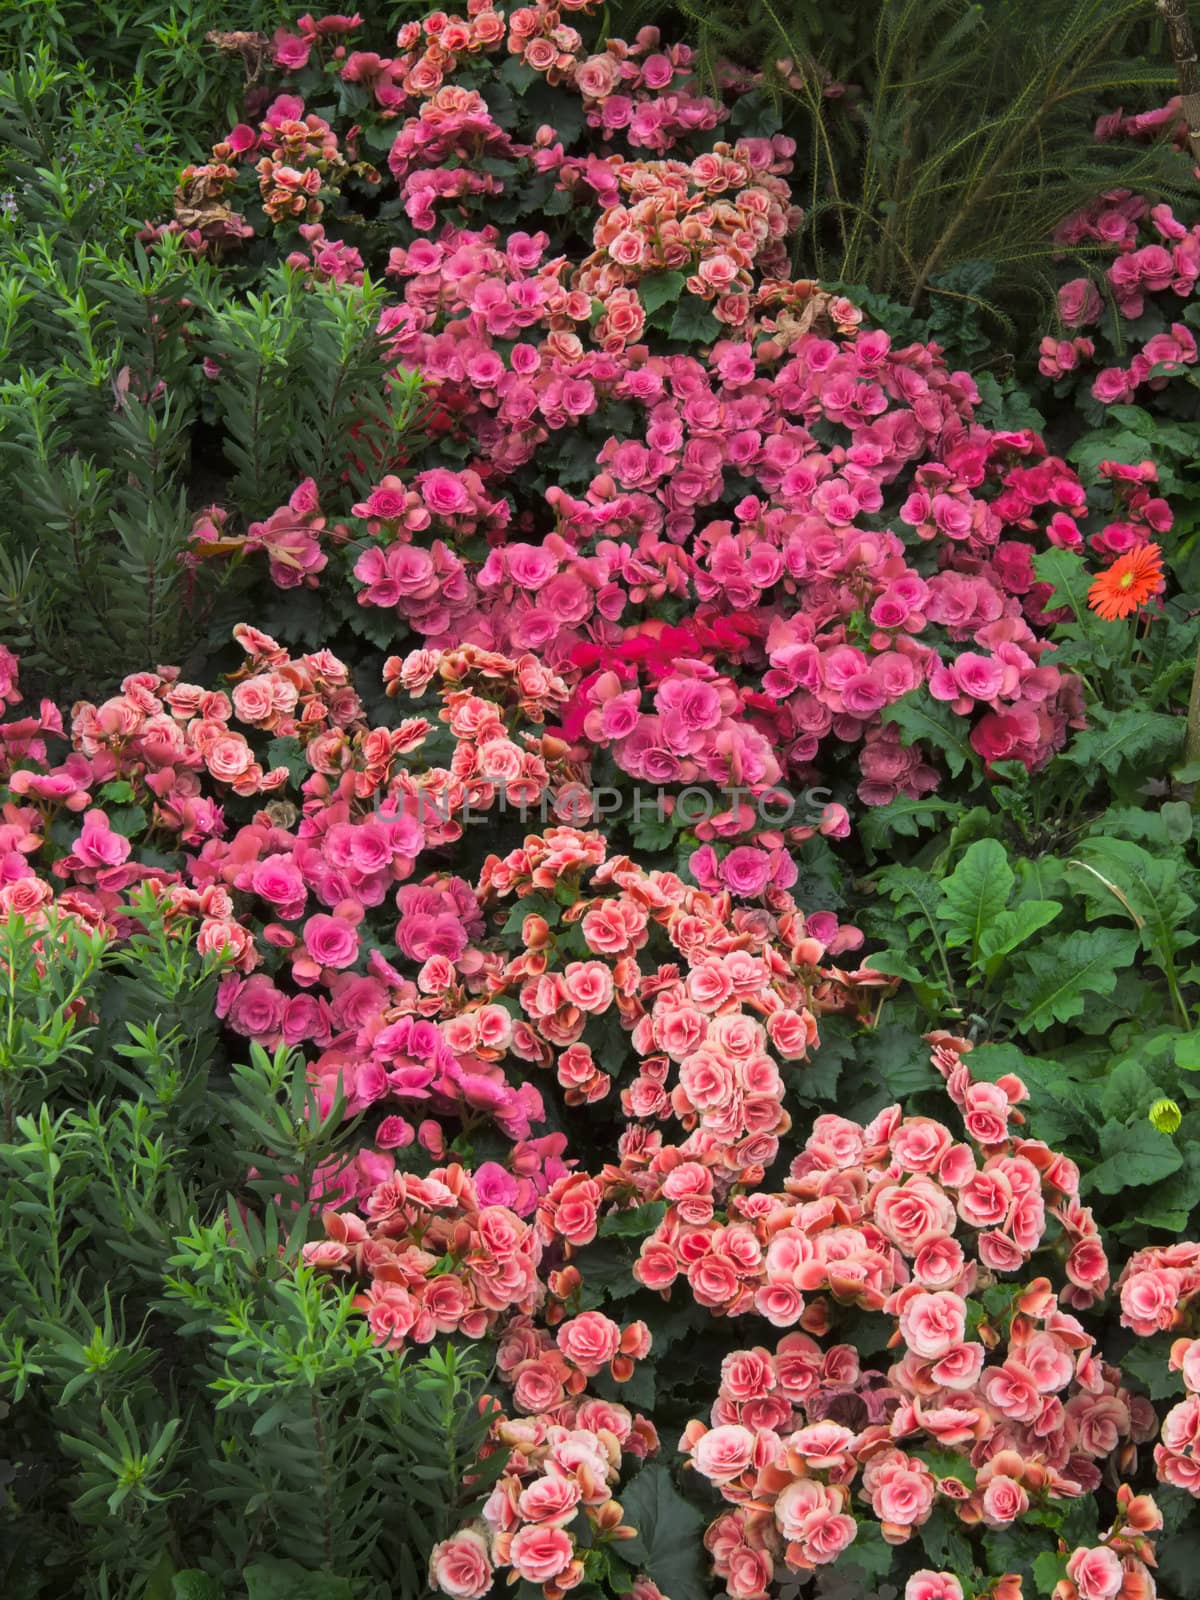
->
[1185,635,1200,767]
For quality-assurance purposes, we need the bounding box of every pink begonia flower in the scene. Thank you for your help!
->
[303,913,360,969]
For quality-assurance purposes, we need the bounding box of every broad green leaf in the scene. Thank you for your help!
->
[1033,1551,1069,1596]
[638,271,685,317]
[789,1046,844,1104]
[143,1552,176,1600]
[106,803,148,839]
[982,1523,1058,1593]
[1014,855,1068,903]
[860,1022,941,1097]
[790,1015,854,1106]
[912,1447,976,1487]
[858,948,926,982]
[628,812,679,852]
[501,894,559,936]
[1158,1524,1200,1598]
[593,1357,655,1410]
[1163,800,1194,843]
[968,1041,1041,1080]
[573,1239,643,1309]
[1134,1147,1200,1231]
[1009,927,1138,1030]
[172,1577,222,1600]
[1084,1120,1183,1195]
[244,1562,353,1600]
[920,1504,974,1571]
[265,736,309,785]
[729,88,783,138]
[881,694,976,777]
[859,793,959,854]
[1119,1334,1186,1400]
[668,297,720,343]
[1063,707,1181,778]
[977,900,1062,971]
[498,56,537,93]
[1032,546,1093,622]
[598,1201,666,1239]
[835,1521,894,1580]
[1100,1058,1158,1125]
[1071,836,1197,966]
[1156,1483,1199,1535]
[620,1466,709,1600]
[874,865,951,933]
[938,838,1013,957]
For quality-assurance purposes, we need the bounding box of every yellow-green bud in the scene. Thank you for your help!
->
[1150,1097,1182,1135]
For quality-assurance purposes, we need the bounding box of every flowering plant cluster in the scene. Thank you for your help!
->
[660,1034,1147,1587]
[10,5,1200,1600]
[155,0,1187,847]
[425,1314,663,1598]
[4,605,1191,1597]
[1118,1241,1200,1497]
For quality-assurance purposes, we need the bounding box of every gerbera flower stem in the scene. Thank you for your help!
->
[1185,637,1200,765]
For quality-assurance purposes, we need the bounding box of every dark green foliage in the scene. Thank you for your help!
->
[0,899,496,1599]
[611,0,1185,328]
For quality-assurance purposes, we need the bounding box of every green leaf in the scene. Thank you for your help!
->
[244,1562,353,1600]
[1157,1525,1200,1597]
[881,694,976,778]
[1119,1333,1186,1400]
[1084,1120,1183,1195]
[1163,800,1194,843]
[861,948,927,982]
[1014,855,1068,904]
[860,1022,941,1097]
[628,811,680,852]
[500,893,559,936]
[1100,1058,1158,1124]
[498,56,537,93]
[859,793,959,854]
[836,1521,894,1581]
[983,1523,1057,1592]
[938,838,1013,957]
[1032,547,1094,621]
[1133,1147,1200,1230]
[977,900,1062,970]
[265,736,309,785]
[789,1044,845,1106]
[593,1358,655,1411]
[598,1201,667,1239]
[1071,836,1197,967]
[573,1239,643,1309]
[1009,927,1138,1030]
[912,1447,977,1488]
[620,1466,709,1600]
[638,271,685,318]
[1063,707,1181,778]
[668,296,720,344]
[920,1504,973,1571]
[1033,1551,1069,1596]
[105,803,147,839]
[729,89,780,138]
[172,1577,223,1600]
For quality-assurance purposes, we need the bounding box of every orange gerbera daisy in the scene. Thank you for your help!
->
[1087,542,1165,621]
